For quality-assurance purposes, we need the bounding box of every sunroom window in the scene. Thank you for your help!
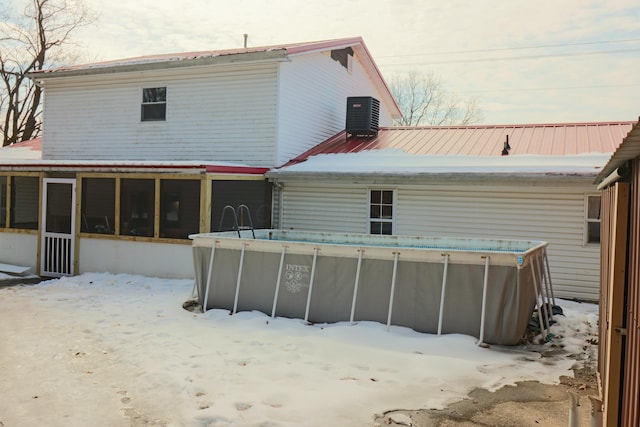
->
[211,180,272,231]
[81,178,115,234]
[0,176,6,227]
[120,179,155,237]
[160,180,200,239]
[10,176,39,230]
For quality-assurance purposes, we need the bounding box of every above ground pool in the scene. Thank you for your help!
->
[190,230,554,345]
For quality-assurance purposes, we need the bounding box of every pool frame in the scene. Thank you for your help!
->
[191,230,554,345]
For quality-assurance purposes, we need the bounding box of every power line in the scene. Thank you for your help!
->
[379,47,640,66]
[376,37,640,59]
[454,83,640,95]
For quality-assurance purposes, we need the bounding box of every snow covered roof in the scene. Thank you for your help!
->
[270,122,634,178]
[595,118,640,185]
[0,156,269,175]
[0,138,42,160]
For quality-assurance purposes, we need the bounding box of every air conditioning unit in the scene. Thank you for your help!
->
[346,96,380,137]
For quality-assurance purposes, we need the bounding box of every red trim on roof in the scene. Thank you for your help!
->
[205,165,269,174]
[0,160,268,175]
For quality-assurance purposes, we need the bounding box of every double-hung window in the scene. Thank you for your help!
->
[141,87,166,121]
[369,189,395,235]
[585,194,601,244]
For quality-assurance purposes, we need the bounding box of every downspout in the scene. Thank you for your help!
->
[272,179,284,229]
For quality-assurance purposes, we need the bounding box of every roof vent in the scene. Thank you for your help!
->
[346,96,379,137]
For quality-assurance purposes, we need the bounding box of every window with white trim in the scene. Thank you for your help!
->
[585,194,601,244]
[369,189,395,235]
[141,87,166,121]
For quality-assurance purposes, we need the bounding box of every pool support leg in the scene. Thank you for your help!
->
[386,252,399,331]
[437,253,450,336]
[533,254,552,329]
[202,241,216,313]
[304,247,318,323]
[232,243,246,315]
[271,245,287,318]
[530,256,547,339]
[350,249,363,325]
[477,256,490,347]
[543,249,556,306]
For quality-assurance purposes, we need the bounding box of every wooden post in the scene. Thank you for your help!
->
[603,182,629,426]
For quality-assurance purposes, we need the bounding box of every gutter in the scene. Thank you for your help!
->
[265,171,597,185]
[0,162,269,175]
[596,165,629,190]
[27,50,288,80]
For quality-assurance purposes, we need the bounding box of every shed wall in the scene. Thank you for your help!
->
[42,63,279,166]
[621,159,640,426]
[278,180,600,300]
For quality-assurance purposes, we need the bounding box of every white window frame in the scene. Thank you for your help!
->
[141,86,167,122]
[368,188,396,235]
[584,193,601,245]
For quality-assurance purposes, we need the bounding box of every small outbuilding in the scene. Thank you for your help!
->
[594,117,640,427]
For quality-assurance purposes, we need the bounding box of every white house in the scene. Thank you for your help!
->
[267,122,635,301]
[0,34,632,302]
[0,37,400,278]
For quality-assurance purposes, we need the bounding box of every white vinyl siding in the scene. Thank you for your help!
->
[396,184,598,301]
[277,179,600,301]
[280,182,367,233]
[42,63,279,167]
[275,52,394,165]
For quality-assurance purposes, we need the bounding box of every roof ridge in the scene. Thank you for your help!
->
[381,121,636,130]
[31,37,366,75]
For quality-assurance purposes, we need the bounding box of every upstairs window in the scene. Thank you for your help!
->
[141,87,166,121]
[585,194,601,244]
[369,189,395,235]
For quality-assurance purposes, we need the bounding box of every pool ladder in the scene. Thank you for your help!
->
[218,205,255,238]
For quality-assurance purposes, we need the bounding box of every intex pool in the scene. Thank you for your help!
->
[190,230,554,345]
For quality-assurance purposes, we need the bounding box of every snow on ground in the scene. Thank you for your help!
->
[0,273,598,427]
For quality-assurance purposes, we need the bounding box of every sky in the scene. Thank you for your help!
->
[49,0,640,125]
[0,272,598,426]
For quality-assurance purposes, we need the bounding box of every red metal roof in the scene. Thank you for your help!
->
[31,37,367,75]
[596,118,640,182]
[283,122,635,167]
[0,137,42,159]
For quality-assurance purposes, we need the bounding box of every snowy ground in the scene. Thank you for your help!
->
[0,273,598,427]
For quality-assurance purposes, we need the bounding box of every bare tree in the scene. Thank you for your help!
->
[389,70,482,126]
[0,0,91,146]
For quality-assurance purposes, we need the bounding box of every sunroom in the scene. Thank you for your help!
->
[0,162,271,278]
